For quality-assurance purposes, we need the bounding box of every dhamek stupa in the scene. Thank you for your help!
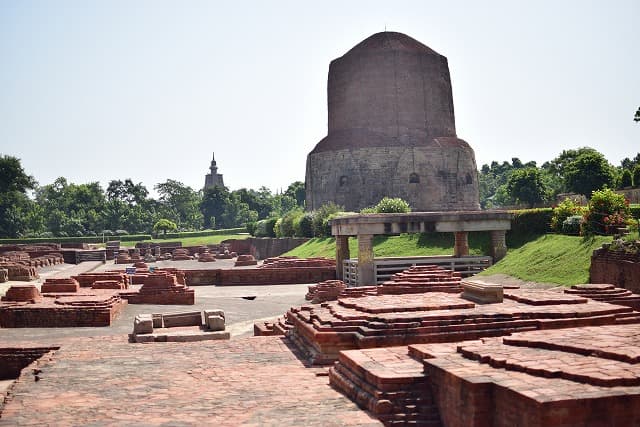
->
[305,32,480,212]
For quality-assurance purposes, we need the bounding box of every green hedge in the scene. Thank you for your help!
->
[0,234,152,245]
[507,208,553,247]
[153,227,246,239]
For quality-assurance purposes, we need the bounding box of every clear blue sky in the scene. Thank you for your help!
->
[1,1,638,195]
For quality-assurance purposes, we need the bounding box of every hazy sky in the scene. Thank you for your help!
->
[1,1,638,196]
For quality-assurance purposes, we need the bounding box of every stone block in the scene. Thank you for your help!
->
[133,314,153,334]
[203,309,225,320]
[461,280,503,303]
[206,315,225,331]
[162,311,202,328]
[151,313,163,328]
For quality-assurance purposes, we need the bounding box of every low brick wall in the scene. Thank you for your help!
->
[184,267,335,286]
[590,248,640,293]
[227,238,308,260]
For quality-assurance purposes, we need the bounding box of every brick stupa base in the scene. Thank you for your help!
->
[330,325,640,426]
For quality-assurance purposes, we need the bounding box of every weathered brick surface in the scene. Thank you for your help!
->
[120,272,194,305]
[72,272,129,288]
[378,265,462,295]
[590,248,640,293]
[565,283,640,310]
[306,280,346,303]
[41,278,80,293]
[1,285,42,302]
[285,289,640,365]
[0,336,380,426]
[0,289,126,327]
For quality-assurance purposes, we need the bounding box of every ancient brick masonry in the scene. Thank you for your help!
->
[329,323,640,426]
[41,278,80,293]
[565,283,640,310]
[285,288,640,365]
[120,272,194,305]
[0,287,126,327]
[377,265,462,294]
[0,263,38,281]
[305,280,346,303]
[72,272,129,288]
[590,245,640,292]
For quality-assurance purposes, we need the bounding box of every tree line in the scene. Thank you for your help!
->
[1,146,638,238]
[479,148,640,208]
[0,154,305,238]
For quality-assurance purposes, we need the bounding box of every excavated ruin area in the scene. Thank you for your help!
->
[287,286,640,366]
[330,324,640,426]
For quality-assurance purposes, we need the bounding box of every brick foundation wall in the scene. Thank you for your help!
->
[0,298,126,328]
[590,249,640,293]
[184,267,335,286]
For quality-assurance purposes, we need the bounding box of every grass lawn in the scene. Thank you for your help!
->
[105,234,250,247]
[283,232,490,259]
[480,234,611,286]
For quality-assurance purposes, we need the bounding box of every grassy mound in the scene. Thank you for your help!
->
[284,232,612,286]
[480,234,609,286]
[283,232,490,259]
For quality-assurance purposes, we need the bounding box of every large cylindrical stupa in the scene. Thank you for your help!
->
[305,32,480,212]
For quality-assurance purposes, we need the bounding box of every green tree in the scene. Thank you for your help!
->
[633,165,640,189]
[563,151,615,197]
[153,218,177,236]
[200,186,230,229]
[506,168,548,208]
[620,169,633,188]
[0,155,37,237]
[284,181,305,207]
[155,179,203,230]
[634,106,640,122]
[35,178,107,235]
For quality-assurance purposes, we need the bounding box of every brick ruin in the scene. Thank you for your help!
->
[248,260,640,425]
[590,242,640,293]
[120,272,194,305]
[0,269,195,327]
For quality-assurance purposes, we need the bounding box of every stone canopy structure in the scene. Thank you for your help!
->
[305,31,480,212]
[204,152,224,189]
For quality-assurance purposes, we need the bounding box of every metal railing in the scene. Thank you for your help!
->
[342,255,492,287]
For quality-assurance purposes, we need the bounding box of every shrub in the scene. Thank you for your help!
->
[634,165,640,188]
[102,230,114,236]
[582,188,631,235]
[279,210,303,237]
[373,197,411,213]
[295,213,314,237]
[115,229,129,235]
[255,218,277,237]
[273,218,284,237]
[620,169,633,188]
[246,221,257,236]
[312,202,344,237]
[360,206,376,214]
[561,215,583,235]
[510,208,553,236]
[551,198,586,233]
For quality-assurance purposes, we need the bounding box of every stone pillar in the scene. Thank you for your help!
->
[453,232,469,257]
[335,235,350,280]
[490,230,507,261]
[357,234,375,286]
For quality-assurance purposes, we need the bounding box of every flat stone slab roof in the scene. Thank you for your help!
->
[0,336,380,426]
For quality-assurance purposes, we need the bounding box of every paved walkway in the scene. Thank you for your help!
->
[0,335,380,426]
